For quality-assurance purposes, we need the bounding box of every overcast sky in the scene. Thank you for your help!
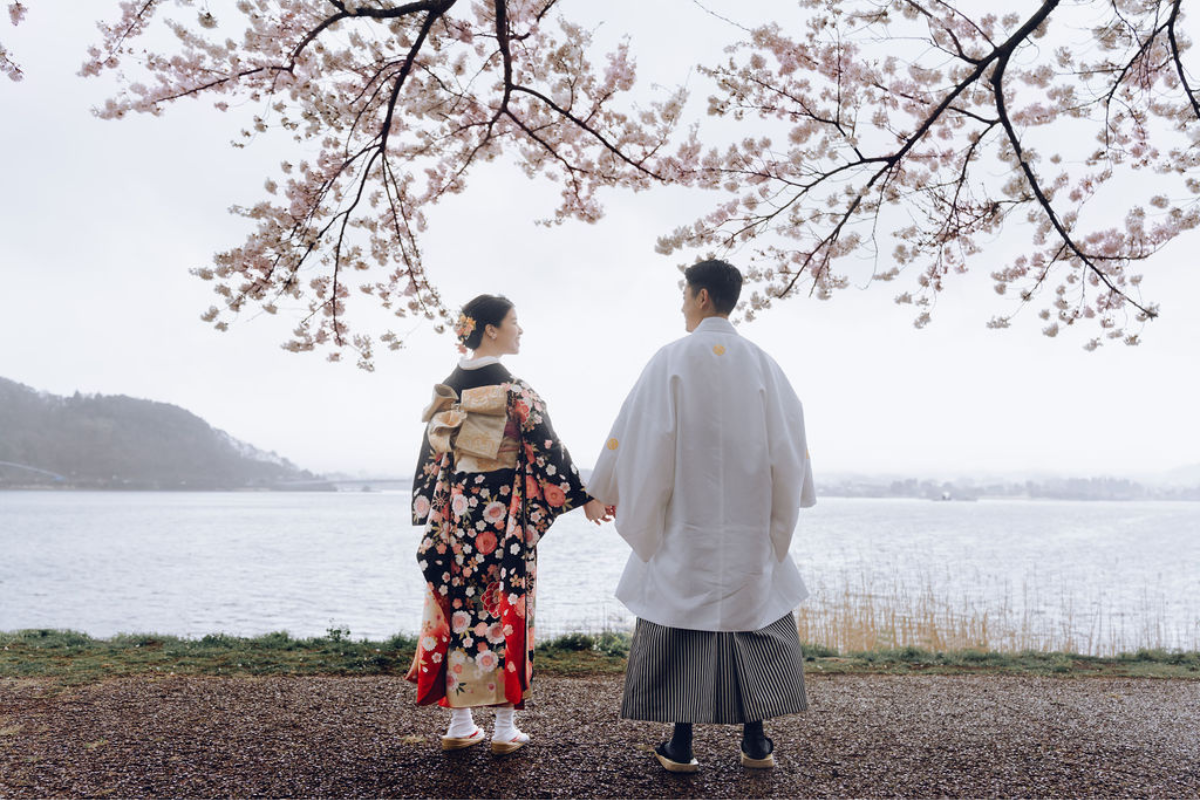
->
[2,2,1198,481]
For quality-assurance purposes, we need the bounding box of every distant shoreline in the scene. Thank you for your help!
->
[6,485,1200,501]
[0,484,343,492]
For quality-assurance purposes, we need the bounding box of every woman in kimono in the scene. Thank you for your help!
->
[406,294,611,754]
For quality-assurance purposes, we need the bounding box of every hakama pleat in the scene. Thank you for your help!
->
[620,613,807,724]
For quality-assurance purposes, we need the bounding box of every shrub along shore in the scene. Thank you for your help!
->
[1,628,1198,685]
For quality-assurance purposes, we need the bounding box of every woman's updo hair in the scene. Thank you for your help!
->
[456,294,514,351]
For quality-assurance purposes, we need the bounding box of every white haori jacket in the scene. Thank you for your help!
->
[589,316,816,632]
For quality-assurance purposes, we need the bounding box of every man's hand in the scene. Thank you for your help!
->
[584,499,614,525]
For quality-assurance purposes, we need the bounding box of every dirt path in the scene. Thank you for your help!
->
[2,673,1197,798]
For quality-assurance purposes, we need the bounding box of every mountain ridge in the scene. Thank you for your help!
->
[0,377,324,490]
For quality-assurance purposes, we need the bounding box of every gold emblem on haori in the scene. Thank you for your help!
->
[712,345,726,356]
[606,438,619,451]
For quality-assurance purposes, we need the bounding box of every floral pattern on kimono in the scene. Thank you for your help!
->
[406,377,590,708]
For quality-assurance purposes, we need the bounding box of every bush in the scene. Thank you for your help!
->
[543,633,595,652]
[386,633,419,651]
[3,629,96,649]
[198,633,239,648]
[593,631,631,658]
[802,642,838,659]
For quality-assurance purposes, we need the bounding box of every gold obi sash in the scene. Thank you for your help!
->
[422,383,517,472]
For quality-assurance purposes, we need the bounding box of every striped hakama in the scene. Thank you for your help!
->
[620,613,807,724]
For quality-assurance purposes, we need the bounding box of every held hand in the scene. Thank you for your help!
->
[584,499,614,525]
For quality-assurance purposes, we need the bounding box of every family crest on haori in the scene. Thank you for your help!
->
[589,260,816,772]
[405,265,815,771]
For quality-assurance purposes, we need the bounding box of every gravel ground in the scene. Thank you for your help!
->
[1,673,1197,798]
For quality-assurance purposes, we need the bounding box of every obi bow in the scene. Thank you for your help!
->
[422,383,509,461]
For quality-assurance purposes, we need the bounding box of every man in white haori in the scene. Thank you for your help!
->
[589,259,816,772]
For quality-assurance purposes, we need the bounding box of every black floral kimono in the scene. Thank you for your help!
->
[406,361,590,708]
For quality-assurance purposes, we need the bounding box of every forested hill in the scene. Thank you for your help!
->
[0,377,325,490]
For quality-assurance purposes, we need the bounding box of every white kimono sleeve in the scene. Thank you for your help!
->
[587,352,677,562]
[764,361,816,561]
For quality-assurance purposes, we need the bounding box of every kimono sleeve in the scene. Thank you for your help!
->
[512,381,591,514]
[411,427,442,526]
[589,351,677,562]
[763,359,816,561]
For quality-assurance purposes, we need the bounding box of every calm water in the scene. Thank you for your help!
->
[1,492,1197,652]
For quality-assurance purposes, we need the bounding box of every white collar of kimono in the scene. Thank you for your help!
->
[459,355,502,370]
[693,316,738,335]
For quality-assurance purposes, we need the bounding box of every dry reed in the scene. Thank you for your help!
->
[795,569,1200,656]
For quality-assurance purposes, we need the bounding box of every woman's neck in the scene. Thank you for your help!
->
[470,342,504,360]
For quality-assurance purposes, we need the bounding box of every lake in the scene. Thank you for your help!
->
[1,492,1197,654]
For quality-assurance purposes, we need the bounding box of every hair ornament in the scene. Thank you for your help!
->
[454,312,476,354]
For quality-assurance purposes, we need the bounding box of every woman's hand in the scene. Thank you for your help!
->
[584,499,614,525]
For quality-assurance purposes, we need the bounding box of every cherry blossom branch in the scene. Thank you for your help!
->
[286,9,353,67]
[107,0,157,59]
[313,9,445,344]
[87,0,686,365]
[672,0,1189,343]
[769,3,1061,298]
[379,9,442,156]
[509,85,663,178]
[0,43,20,81]
[2,0,28,81]
[72,0,1186,359]
[991,40,1155,317]
[327,0,455,20]
[1165,0,1200,123]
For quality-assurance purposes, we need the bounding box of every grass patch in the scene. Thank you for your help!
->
[800,644,1200,677]
[533,631,630,674]
[0,628,419,685]
[2,629,1198,685]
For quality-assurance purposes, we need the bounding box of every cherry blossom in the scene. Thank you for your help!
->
[75,0,693,367]
[11,1,1199,356]
[660,0,1199,347]
[1,2,27,81]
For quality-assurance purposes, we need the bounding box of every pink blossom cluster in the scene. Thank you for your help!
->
[1,2,27,81]
[657,0,1195,347]
[76,0,695,367]
[13,1,1197,353]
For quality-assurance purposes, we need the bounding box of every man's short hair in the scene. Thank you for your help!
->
[684,259,742,315]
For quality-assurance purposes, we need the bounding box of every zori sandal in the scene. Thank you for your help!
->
[739,735,775,769]
[654,742,699,773]
[441,727,485,751]
[491,730,530,755]
[739,750,775,769]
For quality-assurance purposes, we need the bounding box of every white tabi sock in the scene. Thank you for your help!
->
[492,705,526,742]
[445,707,476,739]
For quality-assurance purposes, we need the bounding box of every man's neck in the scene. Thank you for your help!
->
[691,313,730,330]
